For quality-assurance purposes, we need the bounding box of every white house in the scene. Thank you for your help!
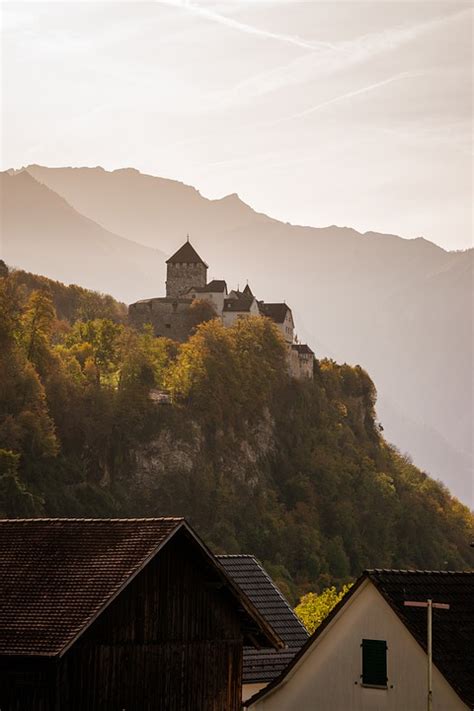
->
[246,569,473,711]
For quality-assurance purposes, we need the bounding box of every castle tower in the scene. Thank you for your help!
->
[165,239,208,298]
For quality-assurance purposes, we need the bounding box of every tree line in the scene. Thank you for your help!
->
[1,265,472,601]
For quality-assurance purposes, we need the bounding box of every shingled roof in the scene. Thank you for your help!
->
[259,303,292,325]
[291,344,314,355]
[224,295,254,312]
[166,240,208,266]
[217,555,308,684]
[247,569,474,708]
[0,519,283,658]
[187,280,227,294]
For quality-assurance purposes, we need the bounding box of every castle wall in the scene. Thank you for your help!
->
[166,263,207,298]
[288,347,314,380]
[222,300,260,328]
[128,298,194,342]
[187,290,225,315]
[298,353,314,379]
[275,312,294,344]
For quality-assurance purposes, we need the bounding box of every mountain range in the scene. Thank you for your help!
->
[1,165,472,505]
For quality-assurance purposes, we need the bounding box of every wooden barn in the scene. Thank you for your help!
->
[0,517,282,711]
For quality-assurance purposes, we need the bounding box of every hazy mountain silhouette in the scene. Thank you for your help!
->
[1,170,165,300]
[4,165,473,505]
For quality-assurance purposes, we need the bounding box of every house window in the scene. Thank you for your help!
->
[361,639,387,687]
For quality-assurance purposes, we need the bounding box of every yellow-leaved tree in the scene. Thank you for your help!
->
[295,583,353,634]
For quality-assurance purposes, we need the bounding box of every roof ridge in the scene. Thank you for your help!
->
[0,517,185,523]
[366,568,474,575]
[217,554,256,559]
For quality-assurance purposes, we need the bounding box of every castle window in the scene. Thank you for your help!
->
[165,323,171,329]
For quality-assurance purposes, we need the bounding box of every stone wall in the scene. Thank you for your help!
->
[166,262,207,297]
[288,346,314,380]
[128,298,194,342]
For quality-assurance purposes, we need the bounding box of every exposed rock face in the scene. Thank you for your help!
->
[131,409,275,495]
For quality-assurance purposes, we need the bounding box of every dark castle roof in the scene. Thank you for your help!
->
[259,303,292,324]
[0,518,283,658]
[166,240,208,266]
[224,295,254,312]
[291,344,314,355]
[217,555,308,684]
[247,569,474,708]
[188,280,227,294]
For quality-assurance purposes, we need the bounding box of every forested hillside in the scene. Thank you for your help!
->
[6,165,471,504]
[1,266,472,601]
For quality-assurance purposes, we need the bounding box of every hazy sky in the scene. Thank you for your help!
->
[1,1,472,249]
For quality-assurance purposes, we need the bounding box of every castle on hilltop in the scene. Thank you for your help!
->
[128,239,314,379]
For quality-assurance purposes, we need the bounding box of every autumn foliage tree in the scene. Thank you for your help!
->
[0,267,472,595]
[295,584,353,633]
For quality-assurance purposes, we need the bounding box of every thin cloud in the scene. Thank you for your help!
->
[155,0,335,51]
[228,6,471,101]
[270,71,424,126]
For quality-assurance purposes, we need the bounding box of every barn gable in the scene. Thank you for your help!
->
[0,518,283,711]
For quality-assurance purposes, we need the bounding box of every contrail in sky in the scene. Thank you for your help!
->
[155,0,335,51]
[270,71,424,125]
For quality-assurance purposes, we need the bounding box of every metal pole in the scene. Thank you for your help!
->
[427,599,432,711]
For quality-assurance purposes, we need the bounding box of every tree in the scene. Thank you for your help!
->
[20,289,56,373]
[295,583,353,633]
[186,298,218,332]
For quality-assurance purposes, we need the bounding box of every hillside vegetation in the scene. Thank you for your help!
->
[0,267,472,601]
[5,165,472,503]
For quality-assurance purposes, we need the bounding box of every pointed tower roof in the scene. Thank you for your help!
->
[166,239,208,266]
[243,284,254,298]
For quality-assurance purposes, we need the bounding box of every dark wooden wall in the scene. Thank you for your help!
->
[59,529,243,710]
[0,530,244,711]
[0,658,57,711]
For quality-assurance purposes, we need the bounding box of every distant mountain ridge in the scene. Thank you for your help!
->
[1,169,166,300]
[1,165,472,504]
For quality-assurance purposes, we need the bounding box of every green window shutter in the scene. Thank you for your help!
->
[361,639,387,685]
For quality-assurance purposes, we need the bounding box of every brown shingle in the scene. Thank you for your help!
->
[0,518,183,656]
[217,555,308,683]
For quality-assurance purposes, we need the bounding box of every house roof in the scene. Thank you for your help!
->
[246,569,474,708]
[166,240,208,266]
[224,295,254,313]
[242,284,254,298]
[367,569,474,709]
[187,280,227,294]
[205,280,227,293]
[217,555,308,683]
[0,518,283,658]
[291,344,314,355]
[259,303,292,325]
